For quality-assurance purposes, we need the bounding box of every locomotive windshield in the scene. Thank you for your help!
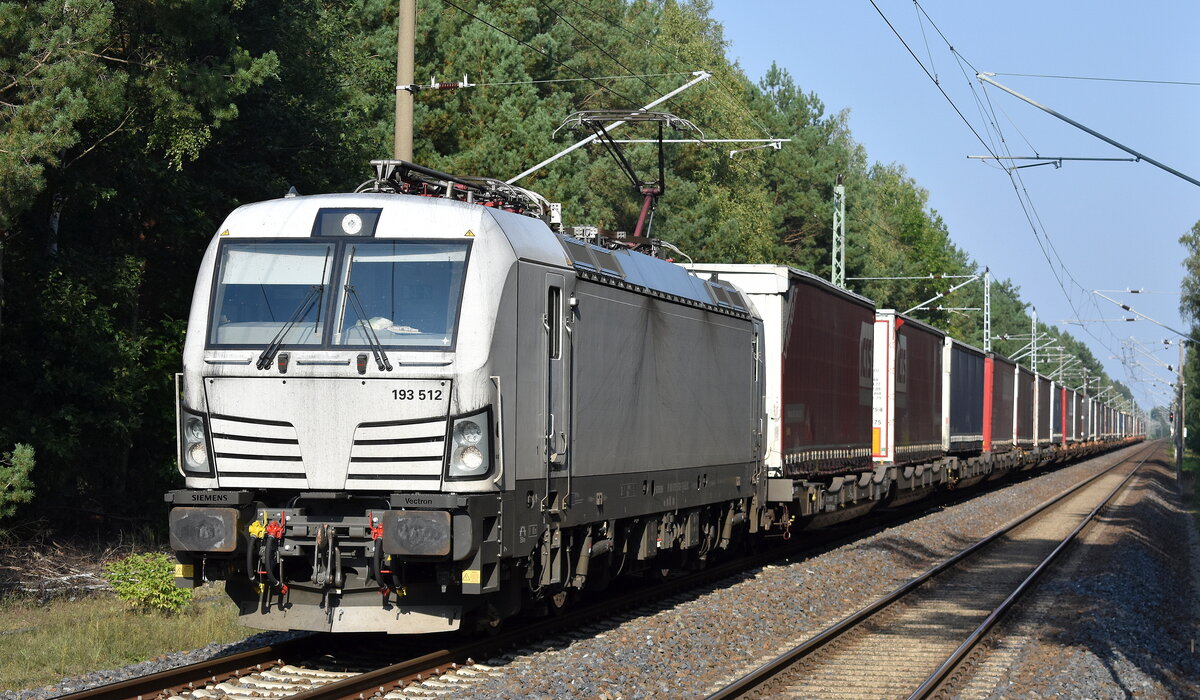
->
[207,239,469,350]
[209,242,334,346]
[335,241,469,348]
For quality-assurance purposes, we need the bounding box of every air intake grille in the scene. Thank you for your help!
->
[211,414,307,486]
[347,417,446,489]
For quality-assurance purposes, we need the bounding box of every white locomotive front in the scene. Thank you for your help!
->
[168,162,767,633]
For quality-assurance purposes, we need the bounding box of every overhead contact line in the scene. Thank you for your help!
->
[867,0,999,160]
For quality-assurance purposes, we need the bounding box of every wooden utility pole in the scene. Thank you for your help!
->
[394,0,416,160]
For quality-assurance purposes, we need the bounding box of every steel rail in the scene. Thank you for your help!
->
[704,441,1157,699]
[909,445,1154,698]
[57,636,322,700]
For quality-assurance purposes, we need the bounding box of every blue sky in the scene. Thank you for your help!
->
[709,1,1200,410]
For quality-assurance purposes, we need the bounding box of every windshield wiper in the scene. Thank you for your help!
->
[344,283,393,371]
[256,284,323,370]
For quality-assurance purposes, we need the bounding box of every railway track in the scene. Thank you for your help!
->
[57,447,1141,700]
[705,443,1156,699]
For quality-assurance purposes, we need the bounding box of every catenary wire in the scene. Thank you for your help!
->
[913,1,939,84]
[867,0,999,160]
[928,23,1154,367]
[909,1,1129,351]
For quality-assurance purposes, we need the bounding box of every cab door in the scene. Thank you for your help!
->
[519,269,574,588]
[542,272,571,477]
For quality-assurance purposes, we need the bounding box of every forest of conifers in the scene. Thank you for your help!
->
[0,1,1136,527]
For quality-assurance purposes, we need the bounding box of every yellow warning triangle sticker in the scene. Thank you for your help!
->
[220,229,231,236]
[464,229,475,237]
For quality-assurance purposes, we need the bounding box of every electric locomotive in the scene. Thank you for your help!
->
[167,161,766,633]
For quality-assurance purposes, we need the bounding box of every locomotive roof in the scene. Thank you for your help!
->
[215,192,569,266]
[560,236,756,317]
[215,192,751,317]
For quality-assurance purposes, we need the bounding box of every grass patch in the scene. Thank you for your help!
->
[0,585,252,691]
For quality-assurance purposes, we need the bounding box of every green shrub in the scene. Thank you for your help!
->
[103,552,193,614]
[0,443,35,521]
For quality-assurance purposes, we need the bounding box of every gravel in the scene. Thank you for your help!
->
[962,446,1200,699]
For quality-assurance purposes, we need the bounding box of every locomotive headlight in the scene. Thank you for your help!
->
[179,408,214,476]
[447,409,492,479]
[452,420,482,446]
[185,416,206,442]
[456,445,484,470]
[187,442,209,468]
